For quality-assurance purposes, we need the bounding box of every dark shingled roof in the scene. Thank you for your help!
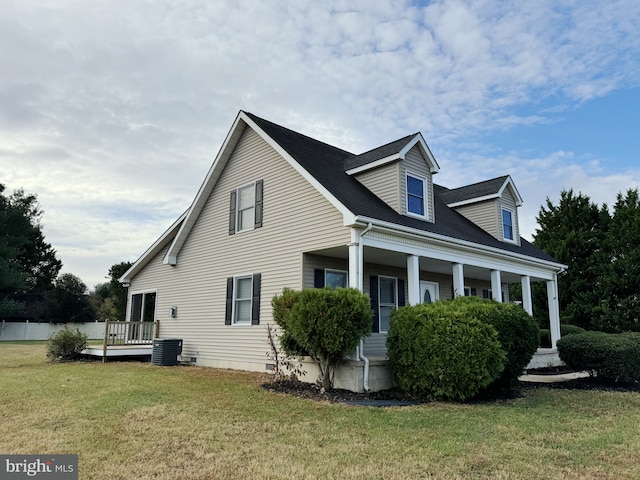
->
[439,176,511,205]
[343,134,417,171]
[244,112,558,263]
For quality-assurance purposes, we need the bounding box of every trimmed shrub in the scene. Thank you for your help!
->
[557,331,640,382]
[46,327,88,361]
[562,324,588,336]
[453,297,539,390]
[286,287,372,390]
[539,324,587,348]
[271,288,305,356]
[386,301,506,401]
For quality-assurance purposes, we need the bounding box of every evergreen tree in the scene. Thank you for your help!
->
[533,189,610,330]
[0,184,62,317]
[598,189,640,332]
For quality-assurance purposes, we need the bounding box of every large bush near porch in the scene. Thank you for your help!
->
[454,297,540,390]
[557,331,640,383]
[271,288,305,356]
[387,301,506,401]
[284,287,372,391]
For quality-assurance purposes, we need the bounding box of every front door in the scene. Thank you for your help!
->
[420,281,439,304]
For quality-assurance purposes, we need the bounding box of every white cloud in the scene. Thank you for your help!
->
[2,0,640,287]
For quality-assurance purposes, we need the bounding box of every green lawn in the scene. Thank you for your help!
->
[1,342,639,479]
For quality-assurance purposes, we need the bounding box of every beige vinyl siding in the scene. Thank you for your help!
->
[499,186,521,245]
[127,126,350,371]
[454,199,500,238]
[401,146,435,221]
[353,162,400,212]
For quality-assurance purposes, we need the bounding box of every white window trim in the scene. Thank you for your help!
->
[325,268,348,289]
[379,275,398,333]
[130,289,158,322]
[405,171,428,220]
[232,274,253,326]
[235,182,256,234]
[501,207,516,243]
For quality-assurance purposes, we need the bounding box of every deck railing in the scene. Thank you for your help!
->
[102,320,159,358]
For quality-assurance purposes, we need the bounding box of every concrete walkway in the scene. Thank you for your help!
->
[519,371,590,383]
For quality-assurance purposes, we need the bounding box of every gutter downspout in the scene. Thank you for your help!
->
[358,222,373,392]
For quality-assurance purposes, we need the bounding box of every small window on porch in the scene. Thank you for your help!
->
[325,269,348,289]
[379,276,397,332]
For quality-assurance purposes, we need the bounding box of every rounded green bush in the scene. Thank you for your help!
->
[286,287,372,390]
[557,331,640,382]
[271,288,305,356]
[46,327,88,361]
[452,297,539,390]
[539,324,586,347]
[386,301,506,401]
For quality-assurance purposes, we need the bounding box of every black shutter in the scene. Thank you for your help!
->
[251,273,261,325]
[225,277,233,325]
[397,279,405,307]
[229,190,237,235]
[254,180,263,228]
[314,269,325,288]
[370,276,379,333]
[482,289,489,299]
[471,287,477,297]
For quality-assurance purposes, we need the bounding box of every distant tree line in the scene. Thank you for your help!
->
[0,183,131,322]
[533,188,640,333]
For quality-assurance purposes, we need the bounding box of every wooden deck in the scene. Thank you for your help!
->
[81,320,159,361]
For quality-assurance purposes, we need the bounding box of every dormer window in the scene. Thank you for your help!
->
[406,172,427,218]
[502,208,514,241]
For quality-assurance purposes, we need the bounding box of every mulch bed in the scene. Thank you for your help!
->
[262,375,640,406]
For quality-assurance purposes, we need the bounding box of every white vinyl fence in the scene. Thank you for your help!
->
[0,321,105,341]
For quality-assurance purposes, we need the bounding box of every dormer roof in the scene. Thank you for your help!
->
[440,175,523,207]
[344,133,440,175]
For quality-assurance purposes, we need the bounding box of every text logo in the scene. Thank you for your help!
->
[1,455,78,479]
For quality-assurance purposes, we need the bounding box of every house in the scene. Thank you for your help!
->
[120,111,565,392]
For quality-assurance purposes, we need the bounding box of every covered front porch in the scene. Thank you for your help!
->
[303,223,564,391]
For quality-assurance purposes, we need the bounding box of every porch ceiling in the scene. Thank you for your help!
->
[310,246,540,283]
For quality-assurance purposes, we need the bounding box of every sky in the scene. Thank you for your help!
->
[2,0,640,289]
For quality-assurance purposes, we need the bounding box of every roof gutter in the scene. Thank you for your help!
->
[358,222,373,392]
[349,215,567,272]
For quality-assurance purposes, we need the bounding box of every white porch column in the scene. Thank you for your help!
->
[348,229,362,290]
[490,270,502,302]
[407,255,420,305]
[348,230,364,362]
[452,263,465,297]
[547,276,561,348]
[521,276,533,316]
